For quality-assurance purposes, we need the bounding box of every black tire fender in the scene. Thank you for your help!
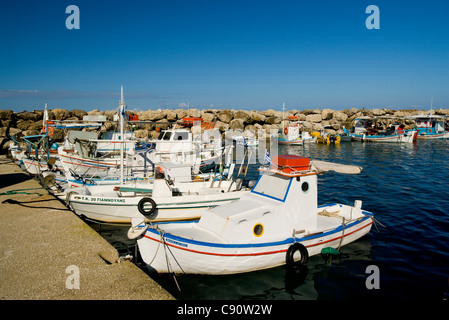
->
[137,197,157,216]
[286,243,309,267]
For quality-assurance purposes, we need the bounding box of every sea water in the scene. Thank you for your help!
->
[94,140,449,300]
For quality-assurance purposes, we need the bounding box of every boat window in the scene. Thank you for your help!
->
[253,224,264,237]
[252,174,291,202]
[301,182,309,193]
[161,132,172,140]
[174,132,189,140]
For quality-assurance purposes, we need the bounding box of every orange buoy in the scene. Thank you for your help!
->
[42,126,54,136]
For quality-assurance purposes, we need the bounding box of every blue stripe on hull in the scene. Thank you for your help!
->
[146,211,373,249]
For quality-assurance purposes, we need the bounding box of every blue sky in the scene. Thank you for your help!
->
[0,0,448,112]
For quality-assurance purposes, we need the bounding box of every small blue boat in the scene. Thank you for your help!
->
[407,114,449,139]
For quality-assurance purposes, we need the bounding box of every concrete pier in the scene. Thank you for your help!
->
[0,156,174,300]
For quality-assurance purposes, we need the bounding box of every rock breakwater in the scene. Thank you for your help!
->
[1,107,448,153]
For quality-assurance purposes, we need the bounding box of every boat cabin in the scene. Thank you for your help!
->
[412,115,446,135]
[197,155,318,243]
[279,123,301,141]
[160,129,191,141]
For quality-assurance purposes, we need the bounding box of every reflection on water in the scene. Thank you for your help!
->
[93,140,449,300]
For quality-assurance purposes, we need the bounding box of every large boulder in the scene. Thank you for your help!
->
[333,111,348,122]
[16,120,34,131]
[312,122,324,131]
[175,109,188,119]
[17,111,41,122]
[435,108,449,116]
[87,109,104,116]
[345,108,359,117]
[52,108,71,120]
[229,119,245,131]
[50,128,65,141]
[261,109,276,117]
[214,121,229,132]
[300,121,313,131]
[70,109,88,119]
[138,109,165,121]
[0,127,22,138]
[249,111,266,123]
[103,110,116,121]
[217,109,234,123]
[305,114,322,123]
[29,121,45,131]
[233,110,251,123]
[300,109,317,116]
[321,109,334,120]
[201,112,216,122]
[371,108,386,116]
[0,110,16,127]
[393,111,405,117]
[265,116,281,125]
[0,110,14,121]
[164,109,177,121]
[187,108,201,118]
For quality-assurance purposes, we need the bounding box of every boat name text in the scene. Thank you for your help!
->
[77,196,126,203]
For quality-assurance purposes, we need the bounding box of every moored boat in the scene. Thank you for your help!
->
[407,114,449,139]
[130,155,373,275]
[278,103,304,145]
[347,116,417,143]
[59,163,250,224]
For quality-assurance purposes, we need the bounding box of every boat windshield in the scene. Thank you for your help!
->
[161,132,172,140]
[174,132,189,140]
[161,131,190,141]
[251,173,292,202]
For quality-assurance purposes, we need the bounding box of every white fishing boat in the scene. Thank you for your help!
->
[20,134,63,175]
[300,131,317,143]
[22,156,62,174]
[9,141,26,164]
[130,155,374,275]
[59,162,250,224]
[278,103,303,145]
[148,127,224,170]
[17,104,62,175]
[57,141,124,177]
[57,127,224,179]
[347,116,417,143]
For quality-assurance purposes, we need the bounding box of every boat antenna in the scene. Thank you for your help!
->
[120,85,125,185]
[430,96,434,118]
[282,102,285,131]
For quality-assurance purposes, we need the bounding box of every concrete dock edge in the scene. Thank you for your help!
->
[0,155,174,300]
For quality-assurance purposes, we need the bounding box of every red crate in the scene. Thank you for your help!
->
[273,155,310,173]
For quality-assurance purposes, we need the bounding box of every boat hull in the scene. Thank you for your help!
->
[63,190,246,224]
[23,158,63,175]
[350,130,417,143]
[135,209,373,275]
[58,150,122,176]
[417,131,449,139]
[278,139,303,145]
